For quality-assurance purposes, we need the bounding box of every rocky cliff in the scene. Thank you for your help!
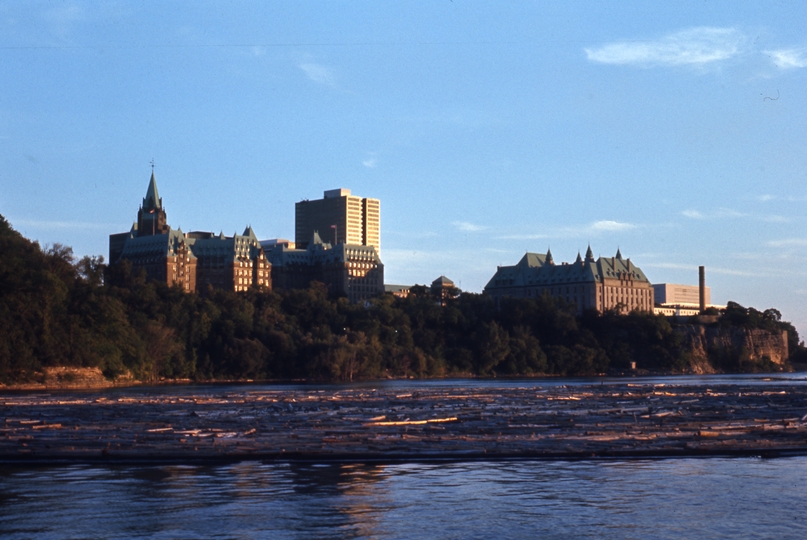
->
[675,325,789,373]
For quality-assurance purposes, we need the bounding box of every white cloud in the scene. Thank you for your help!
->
[682,209,705,219]
[497,234,549,240]
[11,219,110,230]
[299,62,335,86]
[765,48,807,69]
[452,221,488,232]
[682,208,748,220]
[590,220,635,232]
[643,262,763,277]
[682,207,789,223]
[586,27,743,67]
[755,194,807,202]
[362,153,378,168]
[497,220,636,241]
[767,238,807,247]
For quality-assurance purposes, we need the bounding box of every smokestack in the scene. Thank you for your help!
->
[699,266,705,314]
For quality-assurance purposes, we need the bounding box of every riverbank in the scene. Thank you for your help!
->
[4,381,807,464]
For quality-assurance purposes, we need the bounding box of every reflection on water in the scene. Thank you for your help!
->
[2,457,807,539]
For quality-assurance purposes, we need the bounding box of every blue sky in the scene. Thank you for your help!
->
[2,1,806,335]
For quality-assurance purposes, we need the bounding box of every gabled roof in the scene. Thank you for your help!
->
[484,248,650,291]
[242,225,257,240]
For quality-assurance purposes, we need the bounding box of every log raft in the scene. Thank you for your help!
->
[3,383,807,465]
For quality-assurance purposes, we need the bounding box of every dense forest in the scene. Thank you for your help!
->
[1,214,804,385]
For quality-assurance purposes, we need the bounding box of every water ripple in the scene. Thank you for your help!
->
[2,458,807,539]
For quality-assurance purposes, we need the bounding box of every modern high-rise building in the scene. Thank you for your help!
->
[295,188,380,253]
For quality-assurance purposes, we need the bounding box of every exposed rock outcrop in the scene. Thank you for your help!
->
[1,367,137,390]
[676,325,789,371]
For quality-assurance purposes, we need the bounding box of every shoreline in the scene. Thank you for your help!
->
[4,382,807,466]
[3,365,798,392]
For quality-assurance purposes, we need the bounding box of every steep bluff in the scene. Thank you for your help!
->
[675,325,789,373]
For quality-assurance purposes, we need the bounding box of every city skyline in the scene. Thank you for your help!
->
[1,2,805,335]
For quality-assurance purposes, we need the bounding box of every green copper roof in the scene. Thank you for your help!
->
[485,248,650,291]
[143,171,162,210]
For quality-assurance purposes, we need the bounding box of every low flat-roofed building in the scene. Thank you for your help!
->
[384,284,411,298]
[651,282,725,316]
[652,283,710,306]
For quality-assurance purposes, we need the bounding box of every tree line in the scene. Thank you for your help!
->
[1,214,803,384]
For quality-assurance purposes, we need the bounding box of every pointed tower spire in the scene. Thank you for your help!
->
[575,251,582,263]
[136,168,168,237]
[546,247,554,265]
[585,244,594,262]
[615,247,622,260]
[143,170,162,210]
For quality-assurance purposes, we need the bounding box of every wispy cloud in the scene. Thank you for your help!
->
[585,27,743,67]
[44,2,85,40]
[299,62,336,86]
[12,219,111,230]
[765,48,807,69]
[767,238,807,247]
[362,152,378,168]
[496,220,637,241]
[452,221,488,232]
[755,194,807,202]
[643,262,763,277]
[682,208,747,220]
[682,209,706,219]
[497,233,549,240]
[682,207,789,223]
[590,220,635,232]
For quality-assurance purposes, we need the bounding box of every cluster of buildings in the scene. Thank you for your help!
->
[484,250,721,316]
[110,170,719,315]
[109,172,383,301]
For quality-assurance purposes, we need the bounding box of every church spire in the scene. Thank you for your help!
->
[615,247,622,260]
[136,168,168,237]
[143,170,162,210]
[546,247,554,265]
[585,244,595,262]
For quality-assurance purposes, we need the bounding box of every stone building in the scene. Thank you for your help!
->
[484,247,654,314]
[431,275,457,305]
[266,231,384,303]
[295,188,380,253]
[109,172,270,293]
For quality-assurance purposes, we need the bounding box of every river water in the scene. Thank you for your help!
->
[3,374,807,539]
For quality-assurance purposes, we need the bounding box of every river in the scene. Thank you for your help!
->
[2,374,807,538]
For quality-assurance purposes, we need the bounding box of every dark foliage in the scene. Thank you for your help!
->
[1,214,803,384]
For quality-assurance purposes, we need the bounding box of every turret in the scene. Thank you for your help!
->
[136,170,169,237]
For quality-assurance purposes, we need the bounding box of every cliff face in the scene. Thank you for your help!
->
[676,325,789,373]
